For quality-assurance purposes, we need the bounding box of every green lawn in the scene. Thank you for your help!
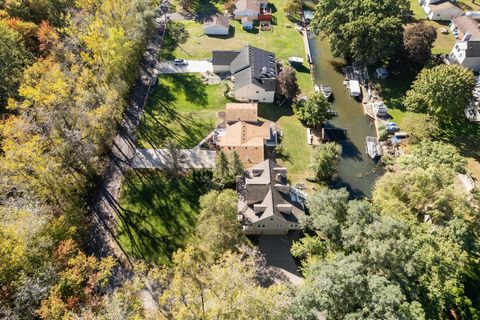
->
[136,73,228,149]
[117,170,212,264]
[409,0,456,54]
[172,0,313,93]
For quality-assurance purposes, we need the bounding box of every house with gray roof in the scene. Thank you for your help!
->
[237,159,306,235]
[448,15,480,71]
[212,45,277,103]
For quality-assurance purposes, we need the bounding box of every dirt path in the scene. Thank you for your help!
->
[87,0,170,273]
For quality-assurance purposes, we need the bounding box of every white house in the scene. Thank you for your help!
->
[203,13,230,36]
[419,0,463,20]
[448,15,480,71]
[212,45,277,103]
[234,0,260,19]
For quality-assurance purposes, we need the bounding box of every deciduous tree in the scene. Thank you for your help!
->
[308,142,341,182]
[403,23,437,67]
[404,64,476,121]
[277,66,300,101]
[284,0,302,17]
[295,92,332,128]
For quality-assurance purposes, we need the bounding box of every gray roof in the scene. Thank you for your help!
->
[465,41,480,57]
[238,160,305,224]
[212,50,240,66]
[213,45,277,91]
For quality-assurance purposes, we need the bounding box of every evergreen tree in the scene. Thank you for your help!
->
[213,151,232,187]
[230,151,244,179]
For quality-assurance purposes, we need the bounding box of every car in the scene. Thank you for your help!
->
[174,59,188,66]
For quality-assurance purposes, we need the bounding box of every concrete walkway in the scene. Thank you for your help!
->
[158,60,213,74]
[132,147,216,169]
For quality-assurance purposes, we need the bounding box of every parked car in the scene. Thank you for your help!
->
[174,59,188,66]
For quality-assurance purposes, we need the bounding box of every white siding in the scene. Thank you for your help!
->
[203,25,229,35]
[235,83,275,103]
[234,10,258,19]
[213,65,231,73]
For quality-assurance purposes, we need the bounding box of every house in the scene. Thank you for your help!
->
[214,103,277,166]
[448,15,480,71]
[234,0,260,19]
[203,13,230,36]
[237,159,306,235]
[212,45,278,102]
[419,0,463,20]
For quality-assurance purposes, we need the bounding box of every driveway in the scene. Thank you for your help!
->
[158,60,213,74]
[132,147,216,169]
[257,233,304,285]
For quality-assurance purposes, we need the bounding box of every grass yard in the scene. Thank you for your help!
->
[117,170,212,264]
[136,73,228,149]
[172,0,313,93]
[258,103,313,183]
[409,0,456,54]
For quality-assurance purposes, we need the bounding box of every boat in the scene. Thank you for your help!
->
[288,56,304,67]
[320,84,333,101]
[347,80,362,100]
[327,109,337,117]
[365,136,382,159]
[314,84,320,93]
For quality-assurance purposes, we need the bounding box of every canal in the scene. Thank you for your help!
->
[308,35,384,198]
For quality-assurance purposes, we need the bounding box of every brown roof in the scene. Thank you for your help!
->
[429,0,462,14]
[452,15,480,41]
[225,103,258,122]
[204,13,230,28]
[218,121,270,147]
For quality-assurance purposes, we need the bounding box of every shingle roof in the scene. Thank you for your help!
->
[212,50,240,66]
[204,13,230,29]
[465,40,480,57]
[429,0,462,14]
[234,0,260,14]
[452,15,480,41]
[238,160,305,224]
[225,103,258,122]
[231,45,277,90]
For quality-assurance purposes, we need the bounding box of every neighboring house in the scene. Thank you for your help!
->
[418,0,463,20]
[448,15,480,71]
[212,45,278,102]
[214,103,277,166]
[237,159,306,235]
[234,0,260,19]
[203,13,230,36]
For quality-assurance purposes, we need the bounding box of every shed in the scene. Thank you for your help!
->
[427,0,463,21]
[288,56,304,67]
[203,14,230,35]
[242,16,255,29]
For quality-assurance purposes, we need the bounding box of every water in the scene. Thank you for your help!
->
[308,35,384,198]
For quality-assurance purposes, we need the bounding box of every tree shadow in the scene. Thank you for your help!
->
[258,102,294,122]
[117,170,213,265]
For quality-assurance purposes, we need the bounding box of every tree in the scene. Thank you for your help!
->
[195,190,247,257]
[295,92,332,128]
[277,66,300,101]
[404,64,476,121]
[230,151,244,179]
[403,23,437,67]
[308,142,342,182]
[160,246,291,319]
[284,0,302,17]
[398,140,467,173]
[176,0,198,12]
[401,112,439,144]
[224,0,236,13]
[0,23,32,106]
[311,0,408,64]
[213,150,233,187]
[36,20,59,56]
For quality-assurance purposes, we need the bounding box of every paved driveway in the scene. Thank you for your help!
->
[132,148,216,169]
[257,233,304,285]
[158,60,213,74]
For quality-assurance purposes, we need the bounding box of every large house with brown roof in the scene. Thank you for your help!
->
[419,0,463,20]
[237,159,305,235]
[214,103,277,166]
[448,15,480,71]
[212,45,277,103]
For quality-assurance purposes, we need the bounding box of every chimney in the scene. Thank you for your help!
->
[273,183,289,193]
[253,204,267,212]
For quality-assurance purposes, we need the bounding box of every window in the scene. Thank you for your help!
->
[263,98,266,101]
[256,91,259,93]
[276,224,283,228]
